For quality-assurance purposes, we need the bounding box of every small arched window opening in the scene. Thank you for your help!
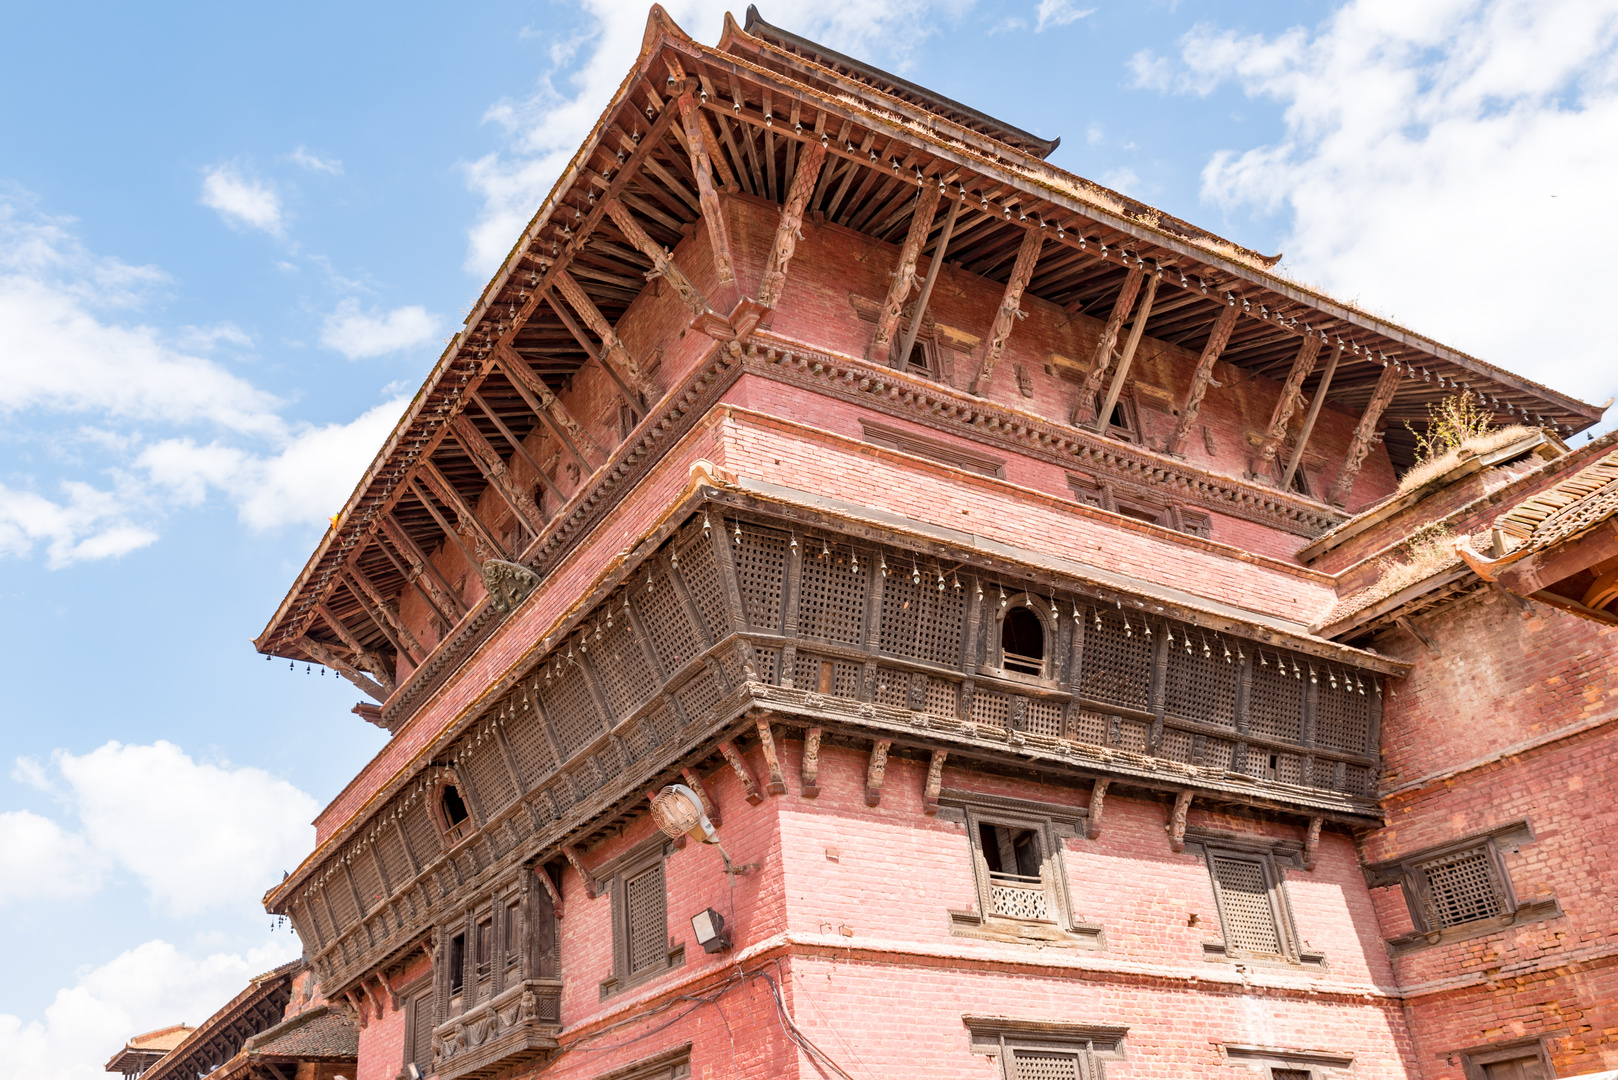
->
[1001,606,1046,677]
[442,785,470,827]
[435,782,473,846]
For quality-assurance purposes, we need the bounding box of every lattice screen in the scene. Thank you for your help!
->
[1025,700,1063,737]
[640,572,703,671]
[1009,1047,1086,1080]
[1248,660,1303,743]
[325,875,358,929]
[410,991,435,1074]
[505,707,557,789]
[1211,853,1283,955]
[797,551,869,643]
[541,673,604,759]
[1072,710,1109,745]
[570,758,603,798]
[1114,718,1149,753]
[1163,643,1236,727]
[402,800,440,864]
[1419,846,1505,928]
[375,822,412,890]
[625,862,667,974]
[676,537,731,641]
[674,668,721,721]
[733,530,788,631]
[642,700,678,749]
[598,618,658,718]
[874,669,908,710]
[1078,616,1152,711]
[970,689,1010,728]
[878,574,965,666]
[1315,683,1371,754]
[752,646,780,686]
[924,678,958,720]
[1160,728,1195,764]
[351,852,386,915]
[465,741,515,817]
[593,745,624,786]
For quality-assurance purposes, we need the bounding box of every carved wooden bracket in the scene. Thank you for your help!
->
[1087,779,1110,840]
[1303,816,1323,871]
[343,989,368,1030]
[680,767,722,828]
[754,717,787,795]
[560,845,597,900]
[1167,789,1194,853]
[533,865,563,920]
[718,740,763,805]
[801,727,822,798]
[923,749,948,815]
[865,740,892,807]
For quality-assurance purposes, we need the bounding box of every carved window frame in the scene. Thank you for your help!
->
[598,838,683,999]
[965,1015,1127,1079]
[427,770,475,849]
[992,594,1057,685]
[1455,1036,1553,1080]
[1189,837,1323,968]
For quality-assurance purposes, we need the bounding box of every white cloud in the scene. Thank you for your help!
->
[1035,0,1093,32]
[462,0,972,273]
[200,164,284,236]
[289,146,343,175]
[0,480,159,569]
[36,741,319,917]
[140,394,410,530]
[0,938,301,1080]
[1149,0,1618,408]
[320,299,440,359]
[0,811,104,903]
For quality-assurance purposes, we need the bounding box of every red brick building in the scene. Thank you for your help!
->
[246,8,1618,1078]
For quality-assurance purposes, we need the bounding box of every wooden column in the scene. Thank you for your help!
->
[677,92,738,311]
[757,141,827,309]
[1167,304,1240,454]
[1073,269,1145,425]
[1330,362,1403,506]
[896,196,962,372]
[870,183,942,366]
[550,268,656,407]
[1167,789,1193,853]
[1281,342,1343,491]
[605,198,709,318]
[1252,333,1323,481]
[922,749,948,815]
[1091,275,1160,433]
[754,715,787,795]
[1086,779,1109,840]
[971,227,1044,393]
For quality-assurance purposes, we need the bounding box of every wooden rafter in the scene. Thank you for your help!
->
[1092,275,1160,434]
[870,181,942,366]
[604,198,709,318]
[1282,342,1344,491]
[757,139,828,308]
[448,412,546,537]
[495,344,607,472]
[1073,268,1145,425]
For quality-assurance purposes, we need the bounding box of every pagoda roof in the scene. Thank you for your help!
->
[105,1025,196,1074]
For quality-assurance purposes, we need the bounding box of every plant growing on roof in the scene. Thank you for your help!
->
[1406,391,1493,464]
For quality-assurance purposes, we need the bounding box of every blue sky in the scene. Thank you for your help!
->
[3,1,1615,1077]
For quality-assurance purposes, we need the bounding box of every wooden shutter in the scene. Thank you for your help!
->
[409,989,434,1076]
[1007,1046,1087,1080]
[1209,853,1284,956]
[1482,1056,1547,1080]
[624,862,667,975]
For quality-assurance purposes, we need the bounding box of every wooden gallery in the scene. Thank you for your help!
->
[111,8,1618,1079]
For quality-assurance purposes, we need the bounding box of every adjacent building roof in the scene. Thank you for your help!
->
[1492,445,1618,555]
[106,1025,197,1076]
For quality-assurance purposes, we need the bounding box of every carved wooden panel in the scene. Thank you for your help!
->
[599,618,658,717]
[1163,644,1237,728]
[879,573,965,666]
[1078,614,1152,712]
[733,530,789,631]
[1248,659,1304,744]
[797,550,869,644]
[677,535,730,642]
[640,571,703,672]
[1314,681,1372,754]
[541,673,604,759]
[506,707,558,789]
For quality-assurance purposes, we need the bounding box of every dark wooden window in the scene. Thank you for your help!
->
[1415,845,1507,929]
[474,919,493,980]
[1462,1040,1551,1080]
[1479,1056,1547,1080]
[602,842,680,997]
[405,988,434,1077]
[1364,826,1537,946]
[503,899,521,968]
[435,782,472,846]
[448,932,466,994]
[1000,606,1047,677]
[1201,847,1304,962]
[1272,1070,1311,1080]
[979,823,1046,920]
[967,1017,1126,1079]
[1004,1044,1092,1079]
[861,419,1007,478]
[898,338,938,379]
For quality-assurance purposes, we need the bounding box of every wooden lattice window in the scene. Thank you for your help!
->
[405,988,434,1077]
[1202,847,1301,961]
[1414,845,1510,929]
[602,842,680,997]
[966,1018,1126,1079]
[996,599,1050,679]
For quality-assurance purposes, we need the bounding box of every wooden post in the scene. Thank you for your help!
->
[1167,789,1193,853]
[1167,304,1240,455]
[1281,342,1343,491]
[801,727,822,797]
[532,866,562,919]
[1092,275,1160,433]
[1073,269,1145,425]
[315,603,396,691]
[1330,362,1403,506]
[754,716,787,795]
[717,739,763,805]
[680,767,721,827]
[677,93,738,310]
[971,227,1044,393]
[605,198,709,318]
[419,459,507,561]
[1086,779,1109,840]
[864,739,892,807]
[468,389,566,508]
[560,845,597,899]
[380,513,467,621]
[343,562,426,664]
[896,196,962,372]
[299,636,389,702]
[870,183,943,366]
[922,749,948,815]
[757,141,827,309]
[1252,333,1323,481]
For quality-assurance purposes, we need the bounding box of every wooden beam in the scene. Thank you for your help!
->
[299,636,388,703]
[869,182,942,366]
[1393,615,1441,656]
[677,92,739,310]
[1073,269,1145,425]
[379,513,467,621]
[549,270,654,409]
[342,564,425,665]
[559,845,597,899]
[448,412,546,538]
[864,739,892,807]
[970,226,1044,394]
[314,604,396,692]
[1281,342,1343,491]
[494,343,606,472]
[1167,304,1240,455]
[1329,362,1402,506]
[680,767,721,828]
[467,390,566,508]
[897,196,962,372]
[419,459,507,562]
[718,739,763,805]
[1252,333,1324,481]
[1092,274,1160,433]
[533,865,563,921]
[801,726,822,797]
[604,198,709,318]
[757,139,828,309]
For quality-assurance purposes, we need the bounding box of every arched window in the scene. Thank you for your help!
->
[441,785,470,828]
[1000,606,1046,677]
[435,781,473,845]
